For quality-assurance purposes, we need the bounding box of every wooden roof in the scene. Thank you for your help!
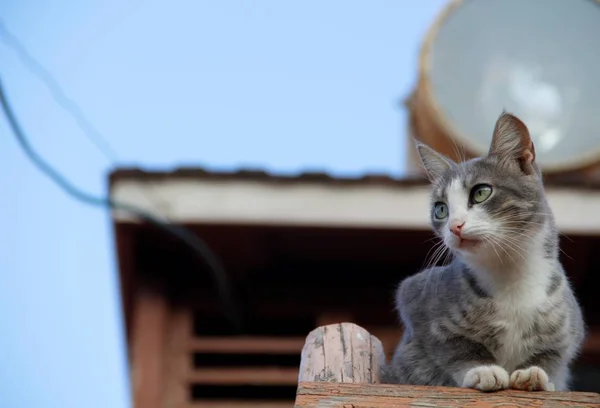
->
[109,167,600,189]
[109,167,600,235]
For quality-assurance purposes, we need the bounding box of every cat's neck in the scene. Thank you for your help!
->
[459,219,558,297]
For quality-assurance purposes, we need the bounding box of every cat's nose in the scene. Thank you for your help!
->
[450,221,465,237]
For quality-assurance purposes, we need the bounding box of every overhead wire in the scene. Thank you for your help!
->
[0,20,243,333]
[0,20,120,163]
[0,18,172,212]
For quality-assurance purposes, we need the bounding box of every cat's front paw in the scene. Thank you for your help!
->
[510,366,555,391]
[462,365,510,392]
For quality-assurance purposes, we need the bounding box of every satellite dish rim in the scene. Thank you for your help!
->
[415,0,600,174]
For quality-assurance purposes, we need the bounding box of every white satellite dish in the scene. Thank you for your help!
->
[407,0,600,175]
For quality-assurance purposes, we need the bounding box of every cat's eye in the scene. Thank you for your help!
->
[433,202,448,219]
[471,184,493,204]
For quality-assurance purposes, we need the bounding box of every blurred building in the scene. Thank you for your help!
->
[110,167,600,408]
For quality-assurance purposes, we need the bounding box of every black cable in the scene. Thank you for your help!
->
[0,18,176,213]
[0,19,119,163]
[0,77,243,333]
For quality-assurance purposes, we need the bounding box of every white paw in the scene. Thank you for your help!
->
[462,365,510,392]
[510,366,555,391]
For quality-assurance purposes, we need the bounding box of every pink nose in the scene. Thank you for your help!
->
[450,221,465,237]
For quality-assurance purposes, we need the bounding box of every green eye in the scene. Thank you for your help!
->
[434,202,448,219]
[471,184,492,204]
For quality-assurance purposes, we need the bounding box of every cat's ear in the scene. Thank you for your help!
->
[415,141,454,182]
[488,112,536,175]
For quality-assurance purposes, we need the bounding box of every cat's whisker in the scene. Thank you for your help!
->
[448,131,465,164]
[487,234,521,264]
[422,242,443,267]
[498,232,572,260]
[482,235,504,266]
[487,214,550,225]
[491,228,551,248]
[491,220,574,241]
[484,231,529,258]
[421,241,448,293]
[428,243,448,269]
[422,239,443,263]
[490,227,540,238]
[488,208,555,218]
[423,241,445,269]
[423,243,450,295]
[494,237,532,262]
[422,235,441,244]
[559,248,573,259]
[434,246,452,297]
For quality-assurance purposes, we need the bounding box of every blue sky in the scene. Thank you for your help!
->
[0,1,447,407]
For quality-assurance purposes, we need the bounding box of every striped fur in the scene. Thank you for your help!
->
[382,113,585,392]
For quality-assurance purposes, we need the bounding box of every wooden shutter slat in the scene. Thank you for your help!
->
[188,337,304,354]
[187,367,299,385]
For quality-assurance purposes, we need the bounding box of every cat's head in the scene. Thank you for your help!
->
[416,112,552,267]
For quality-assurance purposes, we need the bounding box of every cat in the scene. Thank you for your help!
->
[381,112,585,392]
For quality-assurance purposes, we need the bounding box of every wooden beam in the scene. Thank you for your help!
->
[131,289,169,408]
[163,308,192,408]
[298,323,384,384]
[295,382,600,407]
[114,224,137,353]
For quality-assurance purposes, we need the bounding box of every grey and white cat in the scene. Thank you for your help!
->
[382,112,585,392]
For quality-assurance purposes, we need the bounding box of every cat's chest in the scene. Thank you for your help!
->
[488,292,549,370]
[469,257,557,369]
